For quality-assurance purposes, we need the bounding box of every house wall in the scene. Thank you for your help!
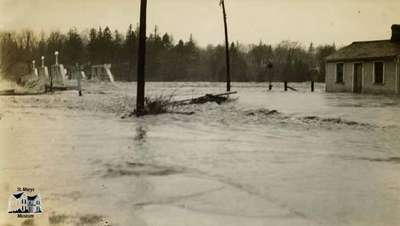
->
[326,60,398,94]
[325,62,353,92]
[362,60,396,94]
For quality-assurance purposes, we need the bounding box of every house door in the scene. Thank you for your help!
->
[353,63,363,93]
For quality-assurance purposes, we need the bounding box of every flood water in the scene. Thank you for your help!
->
[1,82,400,226]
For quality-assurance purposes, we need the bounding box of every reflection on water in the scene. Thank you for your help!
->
[134,126,147,143]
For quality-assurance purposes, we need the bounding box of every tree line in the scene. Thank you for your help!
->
[0,25,336,82]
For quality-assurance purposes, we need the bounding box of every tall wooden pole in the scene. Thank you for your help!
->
[136,0,147,116]
[220,0,231,92]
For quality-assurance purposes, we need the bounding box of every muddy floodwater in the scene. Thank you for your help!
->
[1,82,400,226]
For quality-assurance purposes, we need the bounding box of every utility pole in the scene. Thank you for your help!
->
[220,0,231,92]
[136,0,147,116]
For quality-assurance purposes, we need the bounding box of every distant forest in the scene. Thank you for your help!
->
[0,25,336,82]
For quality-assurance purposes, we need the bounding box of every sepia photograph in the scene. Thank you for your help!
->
[1,0,400,225]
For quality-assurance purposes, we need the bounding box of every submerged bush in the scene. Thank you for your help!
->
[131,92,236,116]
[133,94,174,115]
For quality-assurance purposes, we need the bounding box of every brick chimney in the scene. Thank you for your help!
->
[391,24,400,42]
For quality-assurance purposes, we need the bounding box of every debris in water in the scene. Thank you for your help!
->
[300,116,372,127]
[173,91,238,106]
[103,162,184,178]
[190,94,229,104]
[358,157,400,164]
[129,92,231,116]
[245,109,279,116]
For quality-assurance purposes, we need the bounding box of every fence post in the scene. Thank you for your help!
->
[76,64,82,96]
[311,81,315,92]
[267,62,273,91]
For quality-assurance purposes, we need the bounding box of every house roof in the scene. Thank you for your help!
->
[326,40,400,62]
[13,193,23,199]
[27,195,37,200]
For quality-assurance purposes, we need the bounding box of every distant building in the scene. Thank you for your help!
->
[325,25,400,94]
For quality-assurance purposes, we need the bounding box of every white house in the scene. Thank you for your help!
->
[8,192,42,214]
[326,25,400,94]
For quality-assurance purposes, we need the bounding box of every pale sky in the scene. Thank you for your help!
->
[1,0,400,47]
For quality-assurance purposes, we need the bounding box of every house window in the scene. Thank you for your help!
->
[336,63,344,83]
[374,62,384,84]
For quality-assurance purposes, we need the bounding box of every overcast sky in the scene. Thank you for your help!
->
[1,0,400,47]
